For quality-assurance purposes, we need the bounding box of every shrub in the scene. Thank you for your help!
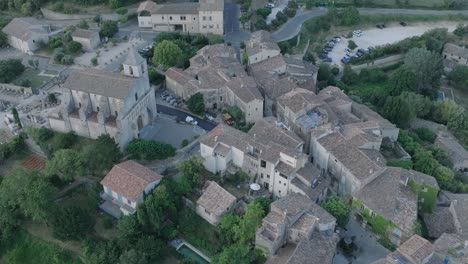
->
[284,8,296,18]
[116,7,128,15]
[148,67,165,85]
[126,139,176,160]
[256,8,271,19]
[348,40,357,50]
[186,93,205,115]
[331,67,339,75]
[414,128,436,143]
[181,139,189,148]
[91,57,98,66]
[67,41,82,53]
[51,1,64,12]
[61,55,74,65]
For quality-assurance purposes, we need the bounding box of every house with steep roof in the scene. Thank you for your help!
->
[246,30,281,65]
[1,17,62,54]
[137,0,224,35]
[443,43,468,71]
[436,131,468,173]
[200,117,331,199]
[166,44,263,122]
[48,48,156,150]
[433,233,468,264]
[71,28,100,51]
[255,193,337,257]
[195,181,236,225]
[100,160,163,218]
[372,235,439,264]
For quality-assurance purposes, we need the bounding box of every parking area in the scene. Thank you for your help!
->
[139,114,206,148]
[324,21,459,67]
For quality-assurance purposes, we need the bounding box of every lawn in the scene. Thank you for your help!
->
[15,68,52,89]
[0,231,82,264]
[177,207,222,257]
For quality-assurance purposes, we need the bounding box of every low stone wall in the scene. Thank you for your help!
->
[41,8,118,21]
[351,54,404,73]
[0,83,33,95]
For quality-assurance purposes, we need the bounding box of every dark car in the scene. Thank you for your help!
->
[341,58,350,64]
[319,54,328,59]
[400,21,407,26]
[322,57,332,62]
[376,24,382,29]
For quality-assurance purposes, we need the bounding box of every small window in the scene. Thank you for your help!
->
[261,173,263,179]
[33,39,36,43]
[267,174,270,178]
[219,96,222,101]
[115,111,118,116]
[193,17,196,20]
[97,106,100,112]
[284,183,286,186]
[78,102,82,108]
[141,64,145,73]
[203,16,206,21]
[203,25,207,29]
[129,66,133,75]
[279,180,281,184]
[209,16,212,21]
[162,16,164,20]
[209,25,213,29]
[260,160,266,168]
[135,93,138,101]
[127,199,131,204]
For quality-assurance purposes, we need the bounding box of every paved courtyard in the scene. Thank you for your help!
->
[139,114,206,148]
[333,219,390,264]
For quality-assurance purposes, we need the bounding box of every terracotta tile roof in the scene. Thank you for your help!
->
[20,154,46,170]
[197,181,236,216]
[137,0,157,12]
[397,235,434,263]
[100,160,163,202]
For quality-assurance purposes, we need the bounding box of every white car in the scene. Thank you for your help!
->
[265,3,275,8]
[185,116,198,125]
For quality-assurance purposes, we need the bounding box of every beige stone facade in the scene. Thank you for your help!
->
[166,44,263,123]
[48,49,157,150]
[138,0,224,35]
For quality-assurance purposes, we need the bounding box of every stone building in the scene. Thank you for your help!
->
[166,44,263,123]
[255,193,337,257]
[443,43,468,71]
[137,0,224,35]
[195,181,236,225]
[48,49,157,150]
[2,17,62,54]
[71,28,100,51]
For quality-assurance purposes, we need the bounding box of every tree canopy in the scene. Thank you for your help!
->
[186,93,205,115]
[100,20,119,38]
[321,196,351,227]
[152,40,183,68]
[404,47,443,97]
[0,59,25,83]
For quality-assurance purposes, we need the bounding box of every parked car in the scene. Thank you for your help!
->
[169,98,177,104]
[357,48,366,53]
[165,96,173,102]
[400,21,407,26]
[319,54,328,59]
[205,113,214,121]
[159,93,168,99]
[376,24,382,29]
[341,58,350,64]
[265,3,275,8]
[322,57,332,62]
[185,116,198,125]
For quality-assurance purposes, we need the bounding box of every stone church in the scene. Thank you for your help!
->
[48,48,157,150]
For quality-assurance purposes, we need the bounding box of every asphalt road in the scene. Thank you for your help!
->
[271,7,468,42]
[156,104,217,131]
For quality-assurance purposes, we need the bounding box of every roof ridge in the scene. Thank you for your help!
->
[116,161,154,183]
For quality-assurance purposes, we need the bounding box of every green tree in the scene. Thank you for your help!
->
[82,134,121,175]
[382,96,413,128]
[448,65,468,91]
[176,156,205,188]
[321,196,351,227]
[186,92,205,115]
[234,202,263,244]
[399,92,432,119]
[51,204,95,240]
[119,249,148,264]
[77,20,89,29]
[0,59,25,83]
[219,213,240,244]
[239,11,252,24]
[256,8,271,19]
[45,149,85,181]
[348,40,357,50]
[387,66,416,96]
[413,150,439,175]
[404,47,443,96]
[432,100,466,126]
[11,107,21,128]
[434,166,455,189]
[91,57,98,66]
[117,215,142,244]
[68,41,82,53]
[0,31,8,47]
[342,66,359,85]
[152,40,182,68]
[212,243,261,264]
[340,7,360,26]
[100,20,119,38]
[126,139,176,160]
[422,28,448,53]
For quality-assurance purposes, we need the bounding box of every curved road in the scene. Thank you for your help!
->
[156,104,217,131]
[271,8,468,42]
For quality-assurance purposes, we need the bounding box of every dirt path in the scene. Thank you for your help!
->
[23,221,83,256]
